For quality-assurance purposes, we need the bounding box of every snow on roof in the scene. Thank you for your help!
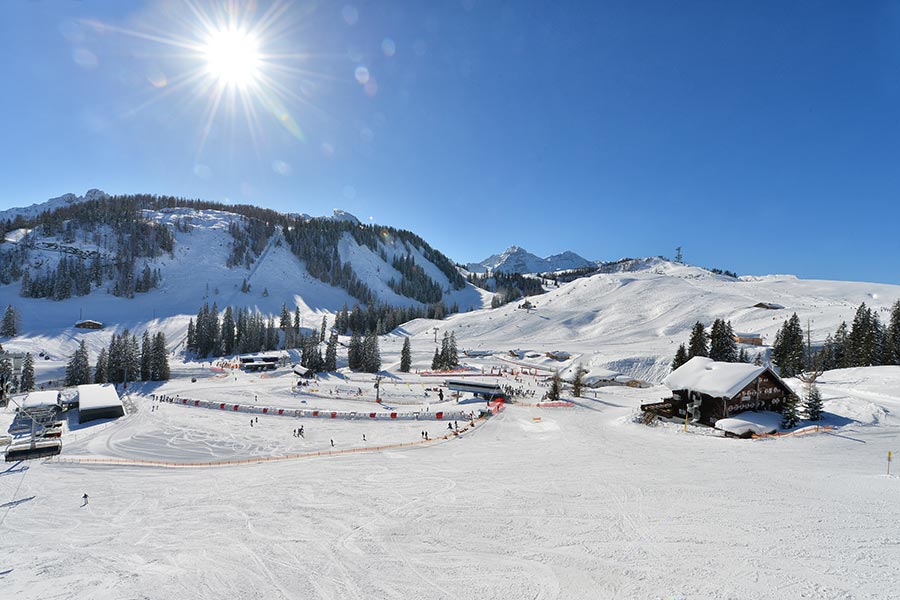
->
[734,332,761,338]
[22,390,60,410]
[663,356,765,398]
[77,384,123,411]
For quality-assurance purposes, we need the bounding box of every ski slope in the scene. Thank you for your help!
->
[1,362,899,599]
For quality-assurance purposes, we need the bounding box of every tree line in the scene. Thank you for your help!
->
[65,329,170,387]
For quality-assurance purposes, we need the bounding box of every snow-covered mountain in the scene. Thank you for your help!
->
[0,188,108,222]
[467,246,594,274]
[403,258,900,383]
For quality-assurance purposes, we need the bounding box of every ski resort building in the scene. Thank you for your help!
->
[77,384,125,423]
[240,355,279,371]
[643,357,793,427]
[74,319,104,329]
[733,332,763,346]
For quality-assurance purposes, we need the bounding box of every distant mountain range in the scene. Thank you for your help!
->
[467,246,595,274]
[0,188,108,222]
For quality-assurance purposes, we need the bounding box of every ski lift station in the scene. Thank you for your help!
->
[240,355,279,372]
[444,379,506,401]
[77,384,125,424]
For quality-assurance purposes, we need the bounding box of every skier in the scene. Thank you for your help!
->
[82,493,89,506]
[438,389,444,402]
[299,425,304,437]
[362,434,366,442]
[330,439,334,447]
[448,422,453,430]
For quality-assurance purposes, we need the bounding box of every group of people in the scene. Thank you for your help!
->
[293,426,304,437]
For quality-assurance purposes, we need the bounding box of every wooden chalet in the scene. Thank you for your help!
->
[733,332,763,346]
[642,357,793,427]
[74,319,104,330]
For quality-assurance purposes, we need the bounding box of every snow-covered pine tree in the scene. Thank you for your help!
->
[94,348,108,384]
[65,340,92,386]
[363,332,381,373]
[781,392,800,429]
[0,357,12,398]
[221,307,235,355]
[320,316,327,342]
[400,337,412,373]
[671,343,689,371]
[709,319,738,362]
[688,322,709,358]
[847,303,880,367]
[140,330,152,381]
[1,305,19,337]
[804,383,823,421]
[772,313,804,377]
[20,352,35,392]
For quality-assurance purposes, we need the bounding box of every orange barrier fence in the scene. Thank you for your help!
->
[752,425,835,440]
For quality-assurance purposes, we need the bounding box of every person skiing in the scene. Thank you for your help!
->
[82,493,89,506]
[362,434,366,442]
[438,389,444,402]
[250,419,254,427]
[299,425,304,437]
[330,439,334,447]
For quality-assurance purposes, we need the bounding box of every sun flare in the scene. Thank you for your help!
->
[203,28,261,87]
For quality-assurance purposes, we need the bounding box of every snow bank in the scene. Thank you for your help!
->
[714,411,782,435]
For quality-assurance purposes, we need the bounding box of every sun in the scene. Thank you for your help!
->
[202,27,261,88]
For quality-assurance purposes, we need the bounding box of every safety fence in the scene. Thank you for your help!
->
[150,394,475,422]
[752,425,835,440]
[45,417,488,469]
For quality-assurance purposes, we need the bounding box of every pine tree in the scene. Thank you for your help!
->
[221,307,235,356]
[431,347,441,371]
[772,313,804,377]
[781,392,800,429]
[687,322,708,358]
[447,332,459,368]
[140,330,152,381]
[805,383,823,421]
[832,321,849,368]
[186,318,196,355]
[547,371,562,401]
[151,332,170,380]
[668,344,687,372]
[20,352,35,392]
[65,340,92,386]
[125,331,141,383]
[320,315,328,342]
[363,332,381,373]
[847,303,879,367]
[0,305,19,337]
[888,301,900,365]
[324,331,338,372]
[572,365,587,397]
[738,348,748,363]
[0,357,12,399]
[94,348,108,384]
[400,337,412,373]
[709,319,738,362]
[348,331,363,371]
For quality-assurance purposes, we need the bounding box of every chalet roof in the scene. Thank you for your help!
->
[22,390,60,410]
[77,384,123,411]
[663,357,766,399]
[734,332,761,338]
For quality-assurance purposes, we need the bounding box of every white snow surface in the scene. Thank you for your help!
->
[714,410,783,435]
[663,356,766,398]
[2,359,900,599]
[21,390,60,410]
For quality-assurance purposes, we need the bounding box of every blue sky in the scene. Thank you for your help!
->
[2,1,899,283]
